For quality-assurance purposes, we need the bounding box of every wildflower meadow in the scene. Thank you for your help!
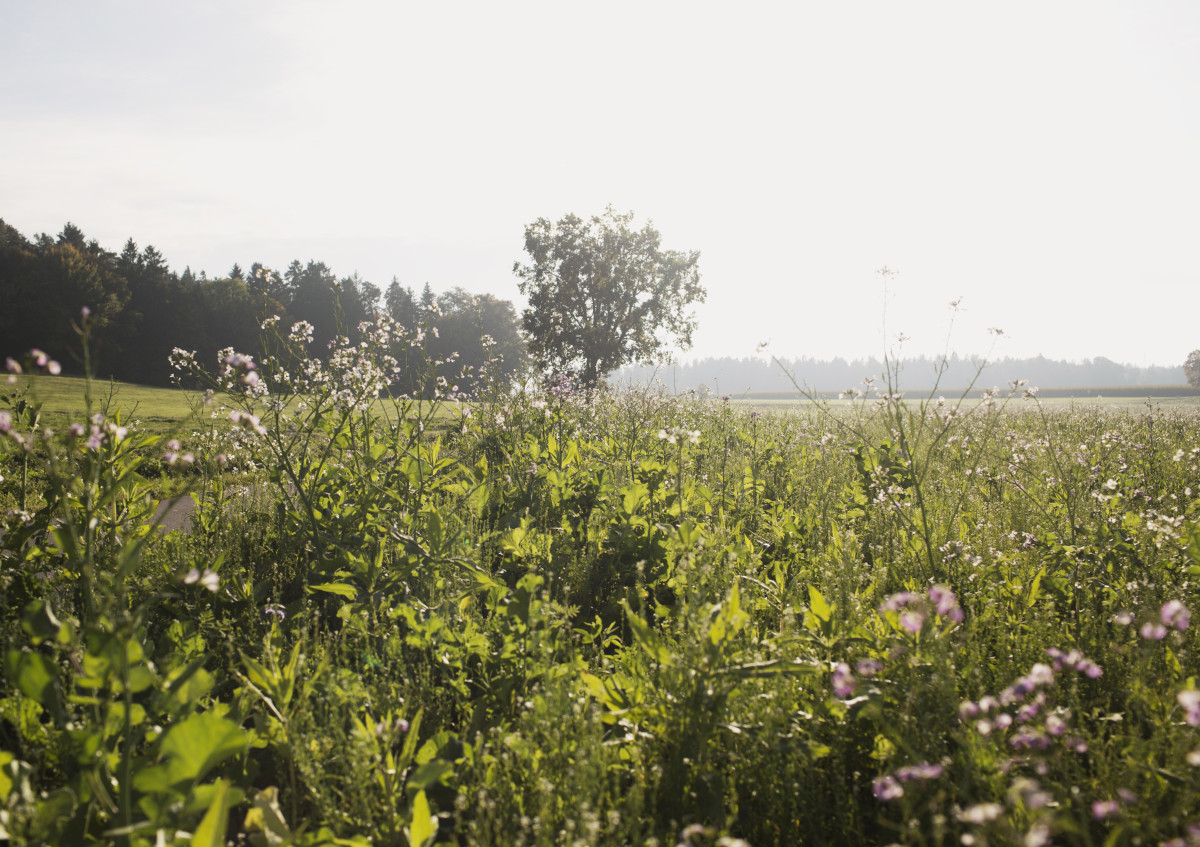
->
[2,313,1200,846]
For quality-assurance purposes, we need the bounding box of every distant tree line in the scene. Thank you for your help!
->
[0,219,525,394]
[617,353,1188,393]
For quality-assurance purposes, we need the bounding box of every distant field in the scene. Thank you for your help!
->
[734,384,1200,409]
[11,376,1200,425]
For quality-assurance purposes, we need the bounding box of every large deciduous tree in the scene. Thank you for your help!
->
[1186,349,1200,388]
[514,207,704,386]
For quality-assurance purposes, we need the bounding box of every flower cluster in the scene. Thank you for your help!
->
[872,761,944,802]
[1178,689,1200,727]
[218,348,268,397]
[7,348,62,377]
[58,414,130,452]
[163,439,195,466]
[658,427,700,445]
[960,650,1100,753]
[878,584,964,634]
[183,568,219,592]
[229,410,268,437]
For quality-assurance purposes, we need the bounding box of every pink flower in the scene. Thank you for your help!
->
[1091,799,1120,820]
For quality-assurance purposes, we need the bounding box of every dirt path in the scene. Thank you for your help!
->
[152,496,198,533]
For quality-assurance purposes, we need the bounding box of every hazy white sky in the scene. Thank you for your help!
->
[3,1,1198,367]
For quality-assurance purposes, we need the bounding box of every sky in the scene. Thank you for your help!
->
[2,1,1198,369]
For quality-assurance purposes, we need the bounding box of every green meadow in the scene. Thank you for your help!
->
[3,341,1200,845]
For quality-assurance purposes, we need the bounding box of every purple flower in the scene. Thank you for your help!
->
[1015,701,1042,723]
[900,610,926,633]
[872,775,904,801]
[928,585,963,621]
[1026,663,1055,686]
[1161,600,1191,632]
[1141,622,1168,641]
[1009,728,1050,750]
[895,762,943,782]
[879,591,920,612]
[1091,799,1120,820]
[856,659,883,677]
[831,663,857,698]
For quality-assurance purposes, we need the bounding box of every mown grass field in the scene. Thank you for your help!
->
[15,374,1200,427]
[10,375,198,432]
[3,349,1200,846]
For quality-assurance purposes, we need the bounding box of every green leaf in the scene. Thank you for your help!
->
[191,779,231,847]
[1026,567,1044,607]
[132,711,247,795]
[808,585,832,622]
[5,650,63,719]
[0,751,14,798]
[243,786,292,845]
[408,760,454,791]
[424,508,444,554]
[308,582,358,599]
[621,602,673,665]
[20,600,63,645]
[409,790,437,847]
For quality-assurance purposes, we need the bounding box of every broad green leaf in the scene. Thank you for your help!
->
[410,790,437,847]
[132,711,247,795]
[808,585,832,623]
[408,760,454,790]
[5,650,62,718]
[308,582,358,599]
[21,600,63,645]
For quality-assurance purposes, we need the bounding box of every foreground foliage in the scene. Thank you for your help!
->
[3,321,1200,846]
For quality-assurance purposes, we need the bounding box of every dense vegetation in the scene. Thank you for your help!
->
[3,318,1200,846]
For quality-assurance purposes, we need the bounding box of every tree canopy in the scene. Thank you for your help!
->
[0,219,525,391]
[1186,349,1200,389]
[514,207,704,386]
